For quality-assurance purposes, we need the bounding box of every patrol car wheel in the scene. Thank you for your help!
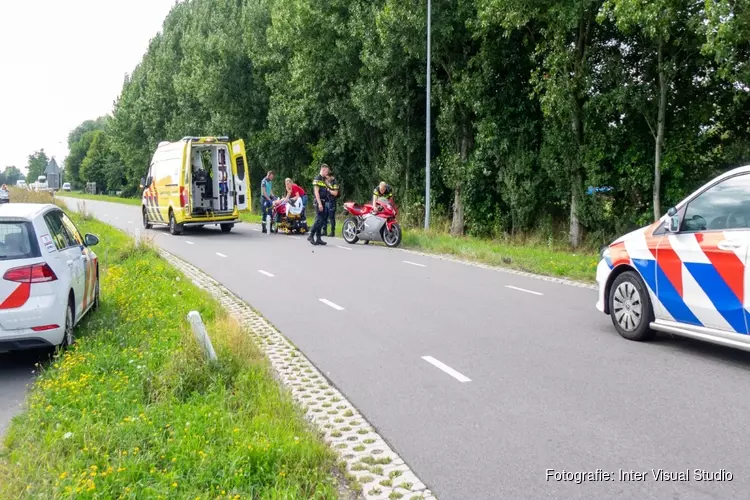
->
[169,210,183,235]
[142,207,152,229]
[93,275,100,312]
[61,299,75,349]
[609,271,655,341]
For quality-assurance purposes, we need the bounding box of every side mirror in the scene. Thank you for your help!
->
[140,177,146,189]
[667,207,680,233]
[84,233,100,247]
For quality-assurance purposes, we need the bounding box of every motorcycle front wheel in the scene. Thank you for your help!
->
[382,223,402,248]
[342,218,359,244]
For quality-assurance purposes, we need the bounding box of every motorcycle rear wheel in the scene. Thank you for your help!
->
[342,218,359,244]
[382,223,402,248]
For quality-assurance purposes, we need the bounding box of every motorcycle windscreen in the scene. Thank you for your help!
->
[230,140,249,211]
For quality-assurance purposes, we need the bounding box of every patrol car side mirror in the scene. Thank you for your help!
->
[84,233,100,247]
[140,177,146,189]
[667,207,680,233]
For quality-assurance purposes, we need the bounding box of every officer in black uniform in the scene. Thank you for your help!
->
[322,170,339,237]
[308,163,331,246]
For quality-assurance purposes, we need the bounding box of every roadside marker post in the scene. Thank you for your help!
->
[187,311,218,362]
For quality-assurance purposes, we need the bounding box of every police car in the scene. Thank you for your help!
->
[0,204,100,353]
[597,165,750,351]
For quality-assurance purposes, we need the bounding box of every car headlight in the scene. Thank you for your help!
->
[599,245,612,268]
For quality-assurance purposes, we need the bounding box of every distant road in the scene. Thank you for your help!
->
[60,197,750,500]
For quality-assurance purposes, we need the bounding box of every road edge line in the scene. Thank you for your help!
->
[156,247,436,500]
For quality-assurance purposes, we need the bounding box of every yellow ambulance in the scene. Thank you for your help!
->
[140,136,250,235]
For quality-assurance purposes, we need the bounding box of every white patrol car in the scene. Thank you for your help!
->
[0,204,100,352]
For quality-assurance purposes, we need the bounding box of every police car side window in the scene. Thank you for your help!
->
[60,213,84,246]
[682,174,750,232]
[44,212,73,250]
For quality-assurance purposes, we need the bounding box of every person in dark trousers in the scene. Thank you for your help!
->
[260,170,275,233]
[322,170,339,237]
[308,164,331,246]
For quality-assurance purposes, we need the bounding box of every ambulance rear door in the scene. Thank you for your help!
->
[230,140,249,211]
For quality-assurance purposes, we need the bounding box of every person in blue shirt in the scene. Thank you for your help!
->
[260,170,275,233]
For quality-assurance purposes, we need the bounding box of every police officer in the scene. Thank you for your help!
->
[372,181,394,207]
[308,163,331,246]
[322,170,339,237]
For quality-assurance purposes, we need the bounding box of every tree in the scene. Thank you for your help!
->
[599,0,704,220]
[1,166,22,186]
[67,117,109,184]
[26,150,50,183]
[477,0,605,247]
[80,131,110,191]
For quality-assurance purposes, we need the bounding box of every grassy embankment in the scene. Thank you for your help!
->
[0,196,340,498]
[58,191,598,282]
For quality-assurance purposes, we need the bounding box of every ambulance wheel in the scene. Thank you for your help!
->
[142,207,152,229]
[221,224,233,233]
[169,210,183,235]
[609,271,655,341]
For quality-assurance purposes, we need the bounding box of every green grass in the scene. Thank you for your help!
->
[59,191,142,206]
[401,230,598,283]
[0,214,339,499]
[55,192,597,282]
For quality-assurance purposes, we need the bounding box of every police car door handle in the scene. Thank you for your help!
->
[718,240,742,251]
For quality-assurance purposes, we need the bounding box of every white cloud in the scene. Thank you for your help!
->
[0,0,179,172]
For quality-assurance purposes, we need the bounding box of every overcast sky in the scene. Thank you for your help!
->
[0,0,179,173]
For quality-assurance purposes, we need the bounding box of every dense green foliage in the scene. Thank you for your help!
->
[68,0,749,247]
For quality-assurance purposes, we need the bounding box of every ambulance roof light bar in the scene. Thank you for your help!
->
[181,136,230,143]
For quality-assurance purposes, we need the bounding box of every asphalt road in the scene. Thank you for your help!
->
[61,197,750,500]
[0,350,44,435]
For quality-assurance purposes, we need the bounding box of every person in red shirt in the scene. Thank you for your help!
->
[284,178,308,218]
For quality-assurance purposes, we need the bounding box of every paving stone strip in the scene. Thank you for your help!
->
[158,248,435,500]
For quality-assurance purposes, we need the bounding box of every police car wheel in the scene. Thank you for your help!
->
[61,299,75,349]
[609,271,655,341]
[221,224,233,233]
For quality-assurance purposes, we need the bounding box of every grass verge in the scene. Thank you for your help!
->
[0,213,339,499]
[57,191,141,206]
[401,231,598,283]
[57,192,597,282]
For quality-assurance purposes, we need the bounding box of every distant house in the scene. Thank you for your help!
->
[45,157,62,190]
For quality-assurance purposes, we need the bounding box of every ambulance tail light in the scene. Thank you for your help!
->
[180,186,187,208]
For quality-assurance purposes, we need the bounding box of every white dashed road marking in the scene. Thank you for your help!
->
[403,260,426,267]
[258,270,275,278]
[186,241,194,245]
[505,285,543,296]
[422,356,472,383]
[128,221,133,224]
[336,246,352,251]
[251,228,261,232]
[319,299,344,311]
[216,252,227,258]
